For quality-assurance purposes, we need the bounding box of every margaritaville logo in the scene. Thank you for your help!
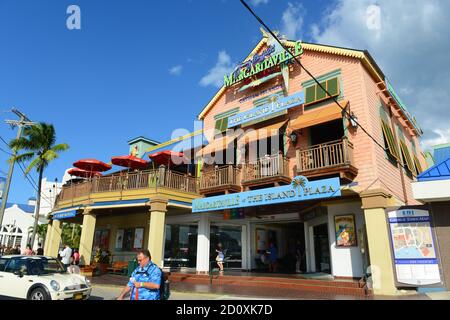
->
[192,176,340,213]
[224,41,304,88]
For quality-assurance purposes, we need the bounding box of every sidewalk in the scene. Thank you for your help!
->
[88,274,436,300]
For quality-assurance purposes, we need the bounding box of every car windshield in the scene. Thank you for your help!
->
[28,258,66,275]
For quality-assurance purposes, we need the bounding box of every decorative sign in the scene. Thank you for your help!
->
[387,209,441,286]
[227,91,304,128]
[224,41,303,88]
[192,176,341,213]
[335,214,357,247]
[115,229,124,249]
[134,228,144,249]
[53,210,77,220]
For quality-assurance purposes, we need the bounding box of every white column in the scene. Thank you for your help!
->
[196,213,210,274]
[247,221,252,271]
[241,224,247,270]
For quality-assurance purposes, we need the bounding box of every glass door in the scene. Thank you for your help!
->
[210,225,242,269]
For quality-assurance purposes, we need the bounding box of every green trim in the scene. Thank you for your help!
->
[214,107,240,120]
[433,142,450,150]
[302,69,341,88]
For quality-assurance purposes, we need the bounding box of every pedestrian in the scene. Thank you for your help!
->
[59,243,72,268]
[267,242,278,273]
[36,243,44,256]
[13,245,21,255]
[72,249,80,265]
[215,243,225,274]
[117,249,162,300]
[0,245,4,255]
[23,244,33,256]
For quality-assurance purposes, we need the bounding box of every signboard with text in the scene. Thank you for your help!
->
[192,176,341,213]
[387,208,442,286]
[227,91,304,128]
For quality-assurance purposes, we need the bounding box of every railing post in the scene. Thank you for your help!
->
[278,153,283,175]
[342,137,349,164]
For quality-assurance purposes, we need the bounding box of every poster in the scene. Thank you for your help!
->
[335,214,357,247]
[123,228,134,251]
[134,228,144,249]
[388,209,441,286]
[115,229,124,249]
[256,229,267,252]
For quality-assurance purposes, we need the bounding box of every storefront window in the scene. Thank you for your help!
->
[164,225,198,268]
[210,225,242,269]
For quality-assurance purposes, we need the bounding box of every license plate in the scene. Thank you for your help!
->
[73,293,83,300]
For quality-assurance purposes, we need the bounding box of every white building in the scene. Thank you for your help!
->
[0,178,62,251]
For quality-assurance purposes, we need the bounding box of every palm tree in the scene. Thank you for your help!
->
[9,122,69,248]
[28,224,48,247]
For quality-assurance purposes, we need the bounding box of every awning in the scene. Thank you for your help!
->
[200,132,238,155]
[289,100,348,131]
[240,120,288,144]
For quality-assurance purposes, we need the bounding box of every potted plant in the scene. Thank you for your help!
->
[93,248,111,275]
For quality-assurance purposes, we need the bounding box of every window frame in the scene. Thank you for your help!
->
[304,76,341,106]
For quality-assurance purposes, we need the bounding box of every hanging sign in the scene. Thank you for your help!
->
[227,91,304,128]
[387,208,442,286]
[193,176,340,213]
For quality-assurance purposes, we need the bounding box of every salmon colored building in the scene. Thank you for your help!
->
[45,31,434,297]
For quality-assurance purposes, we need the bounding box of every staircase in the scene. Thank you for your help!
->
[169,272,372,297]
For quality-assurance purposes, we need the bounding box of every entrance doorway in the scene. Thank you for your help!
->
[313,223,331,273]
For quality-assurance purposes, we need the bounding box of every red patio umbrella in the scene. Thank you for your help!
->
[148,150,188,169]
[73,158,112,172]
[68,168,103,178]
[111,155,148,170]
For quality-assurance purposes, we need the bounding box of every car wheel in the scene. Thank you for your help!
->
[29,287,50,300]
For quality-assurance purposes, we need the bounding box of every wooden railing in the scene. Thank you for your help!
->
[242,154,290,182]
[199,165,241,190]
[55,169,199,206]
[296,138,354,172]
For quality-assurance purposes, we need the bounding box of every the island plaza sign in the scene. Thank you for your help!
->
[192,176,341,213]
[223,41,303,88]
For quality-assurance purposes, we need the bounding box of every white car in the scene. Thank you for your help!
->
[0,255,92,300]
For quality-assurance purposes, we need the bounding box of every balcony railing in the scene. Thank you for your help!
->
[296,138,354,173]
[242,154,290,183]
[199,165,241,192]
[55,169,199,206]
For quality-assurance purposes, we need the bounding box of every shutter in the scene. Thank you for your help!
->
[381,120,400,160]
[220,117,229,132]
[400,140,417,175]
[413,155,423,174]
[215,119,222,132]
[316,81,327,100]
[327,78,339,97]
[305,86,316,104]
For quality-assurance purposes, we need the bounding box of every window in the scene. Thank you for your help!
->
[215,117,230,133]
[304,77,340,105]
[0,258,8,272]
[381,119,400,161]
[4,258,27,274]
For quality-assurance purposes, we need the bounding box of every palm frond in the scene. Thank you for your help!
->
[25,157,43,174]
[9,151,35,165]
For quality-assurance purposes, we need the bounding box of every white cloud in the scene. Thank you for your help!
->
[280,2,305,40]
[310,0,450,147]
[169,65,183,76]
[199,51,234,88]
[250,0,269,6]
[421,129,450,152]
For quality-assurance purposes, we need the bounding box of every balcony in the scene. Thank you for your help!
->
[199,165,241,195]
[242,154,291,188]
[55,169,199,208]
[296,138,358,181]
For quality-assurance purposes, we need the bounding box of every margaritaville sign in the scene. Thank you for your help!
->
[224,41,304,88]
[227,91,304,128]
[192,176,340,213]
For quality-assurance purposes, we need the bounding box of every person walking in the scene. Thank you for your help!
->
[36,243,44,256]
[117,249,162,300]
[295,240,303,274]
[59,243,72,268]
[215,243,225,274]
[23,244,33,256]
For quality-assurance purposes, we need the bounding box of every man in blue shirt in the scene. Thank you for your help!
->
[117,249,162,300]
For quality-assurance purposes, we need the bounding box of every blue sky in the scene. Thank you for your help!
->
[1,0,449,204]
